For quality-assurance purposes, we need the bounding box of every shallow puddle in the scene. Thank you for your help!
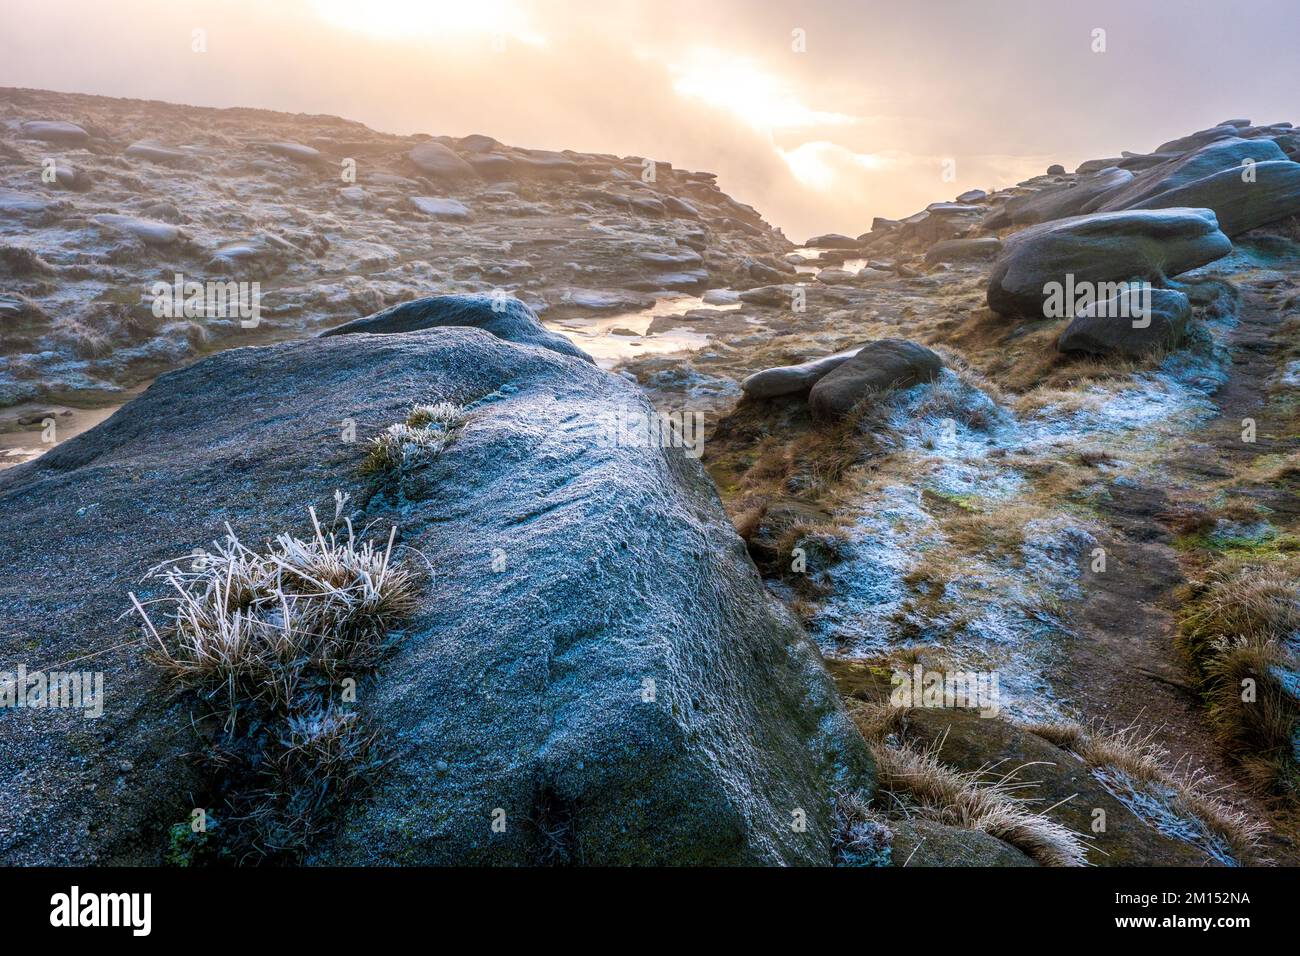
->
[547,292,740,368]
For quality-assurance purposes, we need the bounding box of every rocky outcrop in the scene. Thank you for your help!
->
[1057,287,1191,357]
[1095,136,1288,213]
[1127,160,1300,237]
[809,339,943,422]
[986,208,1232,317]
[0,328,872,865]
[982,166,1134,230]
[320,293,593,362]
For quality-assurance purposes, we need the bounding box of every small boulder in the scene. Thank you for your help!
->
[256,141,324,164]
[408,141,478,180]
[409,196,471,220]
[320,293,592,362]
[1057,288,1192,358]
[741,346,866,399]
[91,214,181,246]
[1046,164,1066,175]
[19,120,89,145]
[809,339,943,422]
[805,233,860,249]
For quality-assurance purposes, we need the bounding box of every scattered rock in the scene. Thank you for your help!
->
[124,142,192,165]
[1046,164,1066,175]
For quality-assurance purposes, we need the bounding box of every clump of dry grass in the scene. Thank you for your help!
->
[361,402,466,474]
[847,701,1088,866]
[130,498,418,862]
[133,506,416,725]
[1023,717,1267,864]
[1176,558,1300,796]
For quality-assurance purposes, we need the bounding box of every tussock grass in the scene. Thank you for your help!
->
[1023,717,1267,864]
[135,508,416,724]
[361,402,466,474]
[1176,558,1300,797]
[131,498,418,862]
[847,701,1088,866]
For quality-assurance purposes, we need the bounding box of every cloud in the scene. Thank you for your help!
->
[3,0,1299,241]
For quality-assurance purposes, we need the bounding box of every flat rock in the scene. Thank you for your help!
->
[0,188,51,215]
[18,120,89,144]
[91,213,181,245]
[1058,288,1192,357]
[410,196,471,220]
[805,233,860,249]
[889,819,1037,867]
[124,141,193,165]
[256,141,323,164]
[809,339,943,422]
[321,293,592,362]
[986,208,1231,317]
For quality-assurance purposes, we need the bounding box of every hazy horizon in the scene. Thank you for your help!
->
[3,0,1299,240]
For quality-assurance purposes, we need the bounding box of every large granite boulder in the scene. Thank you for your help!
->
[0,329,872,865]
[321,293,593,363]
[809,339,943,422]
[1127,160,1300,237]
[1096,136,1289,213]
[985,208,1231,317]
[1057,287,1192,357]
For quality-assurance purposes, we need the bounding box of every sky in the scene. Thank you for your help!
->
[2,0,1298,241]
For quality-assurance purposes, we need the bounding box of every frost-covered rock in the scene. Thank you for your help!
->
[0,329,872,865]
[321,293,593,362]
[1057,288,1192,357]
